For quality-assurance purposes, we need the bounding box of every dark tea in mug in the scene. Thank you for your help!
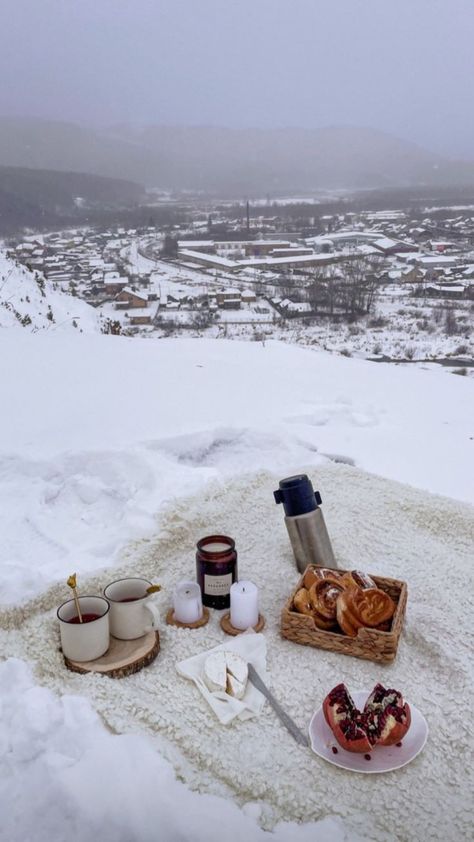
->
[67,613,101,624]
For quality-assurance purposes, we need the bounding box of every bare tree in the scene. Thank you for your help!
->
[335,254,387,319]
[305,254,386,319]
[306,267,339,315]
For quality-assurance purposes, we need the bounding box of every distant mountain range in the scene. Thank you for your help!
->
[0,163,144,232]
[1,117,474,197]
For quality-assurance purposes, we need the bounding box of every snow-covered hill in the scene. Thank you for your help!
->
[0,329,472,842]
[1,330,472,603]
[0,251,100,332]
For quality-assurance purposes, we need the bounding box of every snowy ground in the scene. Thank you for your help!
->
[0,658,356,842]
[0,253,100,334]
[1,331,473,606]
[315,288,474,364]
[1,327,472,841]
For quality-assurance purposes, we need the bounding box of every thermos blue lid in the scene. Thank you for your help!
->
[273,474,322,517]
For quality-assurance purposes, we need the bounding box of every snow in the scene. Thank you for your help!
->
[414,255,460,266]
[428,284,465,293]
[178,240,215,248]
[285,301,312,312]
[179,248,238,268]
[0,323,473,841]
[314,231,382,242]
[1,332,473,606]
[122,239,160,275]
[0,252,100,334]
[216,307,274,322]
[373,237,399,249]
[0,658,354,842]
[120,286,148,300]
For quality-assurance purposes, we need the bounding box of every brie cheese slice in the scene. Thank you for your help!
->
[203,650,249,699]
[226,673,247,700]
[225,652,248,685]
[203,651,227,693]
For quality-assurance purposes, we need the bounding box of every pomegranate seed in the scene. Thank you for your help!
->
[331,746,338,754]
[396,742,402,747]
[364,754,371,760]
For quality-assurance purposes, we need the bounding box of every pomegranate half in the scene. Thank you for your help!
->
[323,682,411,753]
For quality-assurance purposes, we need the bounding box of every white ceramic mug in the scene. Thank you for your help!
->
[57,596,110,662]
[103,577,160,640]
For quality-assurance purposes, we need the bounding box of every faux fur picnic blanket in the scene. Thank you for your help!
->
[1,464,473,842]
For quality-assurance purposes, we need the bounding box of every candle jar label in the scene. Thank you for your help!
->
[204,573,232,597]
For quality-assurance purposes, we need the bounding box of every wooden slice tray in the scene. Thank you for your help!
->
[64,630,160,678]
[220,613,265,635]
[166,606,210,628]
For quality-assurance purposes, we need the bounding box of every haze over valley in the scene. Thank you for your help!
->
[1,118,474,197]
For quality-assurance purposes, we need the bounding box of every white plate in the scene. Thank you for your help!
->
[309,689,428,774]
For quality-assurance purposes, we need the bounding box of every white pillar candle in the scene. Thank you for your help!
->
[230,580,259,630]
[173,581,203,624]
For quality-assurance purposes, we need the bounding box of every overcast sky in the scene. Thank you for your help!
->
[0,0,473,158]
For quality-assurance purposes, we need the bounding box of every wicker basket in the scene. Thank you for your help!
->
[281,565,407,664]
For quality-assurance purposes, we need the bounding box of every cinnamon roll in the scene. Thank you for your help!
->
[309,579,345,621]
[340,570,376,591]
[293,587,314,616]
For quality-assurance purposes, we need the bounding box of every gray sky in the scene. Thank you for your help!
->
[0,0,473,158]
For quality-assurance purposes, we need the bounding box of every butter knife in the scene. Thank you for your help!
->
[247,663,309,747]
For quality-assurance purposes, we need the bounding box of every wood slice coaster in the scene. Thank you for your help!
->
[166,606,210,629]
[64,630,160,678]
[220,613,265,636]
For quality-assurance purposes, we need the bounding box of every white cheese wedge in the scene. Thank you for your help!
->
[224,652,248,685]
[203,651,227,693]
[226,673,247,700]
[203,650,248,699]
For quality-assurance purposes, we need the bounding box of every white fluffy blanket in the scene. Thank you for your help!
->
[1,464,473,842]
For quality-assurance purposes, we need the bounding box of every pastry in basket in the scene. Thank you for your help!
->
[374,619,392,632]
[303,567,344,590]
[353,587,395,626]
[293,586,336,630]
[293,587,314,616]
[335,589,365,637]
[309,579,345,621]
[340,570,376,590]
[323,682,411,753]
[336,587,395,637]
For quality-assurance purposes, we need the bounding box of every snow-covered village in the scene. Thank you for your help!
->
[0,3,473,842]
[4,199,474,370]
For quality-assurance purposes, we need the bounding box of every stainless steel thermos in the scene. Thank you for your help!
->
[274,474,338,573]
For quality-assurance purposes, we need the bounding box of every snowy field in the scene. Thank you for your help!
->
[0,321,472,840]
[1,331,473,605]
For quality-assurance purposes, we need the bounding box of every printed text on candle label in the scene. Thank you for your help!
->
[204,573,232,596]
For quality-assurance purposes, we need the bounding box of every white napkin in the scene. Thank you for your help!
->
[176,630,267,725]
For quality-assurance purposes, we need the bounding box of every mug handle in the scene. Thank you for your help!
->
[144,600,160,631]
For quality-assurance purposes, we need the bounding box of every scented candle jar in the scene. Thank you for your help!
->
[196,535,237,609]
